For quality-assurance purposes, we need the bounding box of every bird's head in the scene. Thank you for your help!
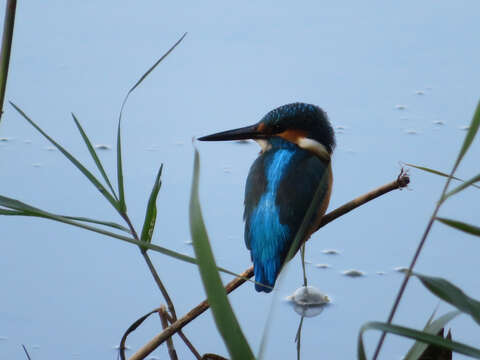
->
[198,103,335,161]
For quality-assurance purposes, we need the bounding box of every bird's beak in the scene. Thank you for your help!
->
[198,124,267,141]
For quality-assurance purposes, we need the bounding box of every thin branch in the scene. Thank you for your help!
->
[159,306,178,360]
[163,312,202,360]
[121,213,178,320]
[129,171,410,360]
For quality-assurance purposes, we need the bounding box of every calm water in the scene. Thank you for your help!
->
[1,1,480,359]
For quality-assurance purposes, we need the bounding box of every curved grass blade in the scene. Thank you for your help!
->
[404,310,460,360]
[71,113,118,201]
[437,217,480,237]
[140,164,163,244]
[0,194,248,279]
[444,173,480,200]
[0,0,16,123]
[9,102,119,211]
[116,32,187,213]
[189,148,254,360]
[453,100,480,170]
[414,272,480,326]
[358,321,480,360]
[405,163,480,190]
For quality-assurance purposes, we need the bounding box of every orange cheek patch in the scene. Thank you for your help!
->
[278,129,307,144]
[257,123,266,132]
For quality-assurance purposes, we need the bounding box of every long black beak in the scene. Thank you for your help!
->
[198,124,267,141]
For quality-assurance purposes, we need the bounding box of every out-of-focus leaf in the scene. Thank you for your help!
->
[358,321,480,360]
[404,310,459,360]
[0,194,247,279]
[414,272,480,325]
[437,217,480,237]
[189,148,254,360]
[115,33,187,214]
[140,164,163,244]
[405,163,480,190]
[9,102,119,210]
[0,0,16,124]
[71,113,118,201]
[419,328,452,360]
[444,173,480,200]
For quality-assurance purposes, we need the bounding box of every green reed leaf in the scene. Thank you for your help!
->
[189,148,254,360]
[437,217,480,237]
[140,164,163,244]
[10,102,119,210]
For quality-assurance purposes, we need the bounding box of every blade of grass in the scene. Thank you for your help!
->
[437,217,480,237]
[414,272,480,325]
[71,113,118,201]
[116,32,187,213]
[443,173,480,200]
[189,148,254,360]
[452,101,480,171]
[0,194,248,279]
[359,321,480,360]
[404,310,460,360]
[9,102,119,210]
[140,164,163,243]
[0,0,16,123]
[372,100,480,359]
[405,163,480,190]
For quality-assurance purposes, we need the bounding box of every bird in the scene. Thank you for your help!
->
[198,103,335,292]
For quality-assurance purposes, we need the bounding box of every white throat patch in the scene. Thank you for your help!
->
[297,137,331,161]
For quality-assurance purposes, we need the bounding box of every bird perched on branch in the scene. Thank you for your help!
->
[199,103,335,292]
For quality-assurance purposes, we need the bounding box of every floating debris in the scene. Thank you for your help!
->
[459,125,470,131]
[286,286,330,317]
[304,260,312,265]
[44,146,56,151]
[32,163,43,168]
[148,357,161,360]
[376,271,386,276]
[395,105,407,110]
[235,139,250,144]
[287,286,330,306]
[433,120,445,125]
[0,137,11,142]
[95,144,111,150]
[184,240,193,245]
[322,249,340,255]
[415,90,425,95]
[315,263,330,269]
[405,129,419,135]
[342,269,365,277]
[394,266,409,273]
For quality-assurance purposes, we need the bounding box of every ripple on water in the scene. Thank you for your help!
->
[95,144,111,150]
[395,105,407,110]
[315,263,330,269]
[322,249,340,255]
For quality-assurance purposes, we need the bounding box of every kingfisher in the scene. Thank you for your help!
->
[198,103,335,292]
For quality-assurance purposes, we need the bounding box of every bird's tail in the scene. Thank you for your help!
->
[254,261,280,293]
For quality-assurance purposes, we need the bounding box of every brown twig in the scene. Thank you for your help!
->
[129,171,410,360]
[159,305,178,360]
[164,312,202,360]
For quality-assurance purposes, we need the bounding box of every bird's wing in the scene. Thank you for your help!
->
[276,153,331,246]
[243,155,267,250]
